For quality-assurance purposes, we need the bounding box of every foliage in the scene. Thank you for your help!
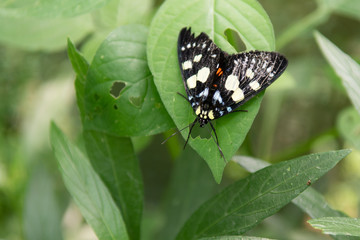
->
[0,0,360,239]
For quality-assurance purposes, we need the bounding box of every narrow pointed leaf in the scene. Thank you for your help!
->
[147,0,277,182]
[315,31,360,114]
[308,217,360,237]
[67,39,89,119]
[83,130,143,240]
[50,123,129,240]
[176,150,350,239]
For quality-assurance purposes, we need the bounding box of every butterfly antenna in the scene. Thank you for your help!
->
[161,123,191,145]
[183,118,198,149]
[208,121,226,162]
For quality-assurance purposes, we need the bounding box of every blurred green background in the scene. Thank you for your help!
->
[0,0,359,239]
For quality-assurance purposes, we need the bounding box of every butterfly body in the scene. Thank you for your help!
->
[177,27,288,158]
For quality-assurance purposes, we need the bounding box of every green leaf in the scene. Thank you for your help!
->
[199,237,274,240]
[318,0,360,21]
[234,156,348,210]
[67,39,90,119]
[158,148,216,240]
[83,130,143,240]
[334,0,360,20]
[0,12,93,51]
[337,107,360,150]
[24,165,63,240]
[308,217,360,237]
[234,155,352,240]
[315,31,360,114]
[0,0,110,18]
[147,0,276,183]
[94,0,153,28]
[85,24,173,137]
[176,150,350,239]
[50,122,129,240]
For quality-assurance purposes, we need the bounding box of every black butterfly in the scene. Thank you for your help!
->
[176,27,288,160]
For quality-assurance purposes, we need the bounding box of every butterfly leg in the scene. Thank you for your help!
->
[209,121,226,162]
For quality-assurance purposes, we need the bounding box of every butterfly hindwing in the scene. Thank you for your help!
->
[213,51,288,118]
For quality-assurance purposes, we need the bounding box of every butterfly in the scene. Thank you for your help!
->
[175,27,288,160]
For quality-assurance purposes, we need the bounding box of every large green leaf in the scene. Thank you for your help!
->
[315,31,360,114]
[83,130,143,240]
[308,217,360,237]
[176,150,350,239]
[0,11,92,51]
[85,24,173,137]
[50,123,129,240]
[234,155,352,240]
[147,0,277,183]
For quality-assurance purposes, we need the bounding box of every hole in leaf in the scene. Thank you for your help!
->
[224,28,246,52]
[129,96,142,108]
[110,81,126,98]
[190,125,211,139]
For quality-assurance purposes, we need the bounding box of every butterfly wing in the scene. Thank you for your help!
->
[177,27,224,109]
[210,51,288,119]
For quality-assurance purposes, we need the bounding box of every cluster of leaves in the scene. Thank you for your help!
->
[49,0,360,239]
[1,0,360,239]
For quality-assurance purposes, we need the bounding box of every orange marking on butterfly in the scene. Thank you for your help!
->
[213,83,218,88]
[216,67,223,76]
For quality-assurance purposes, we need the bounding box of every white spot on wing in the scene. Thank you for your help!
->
[231,88,244,102]
[195,106,201,115]
[196,67,210,83]
[211,54,217,58]
[186,75,197,89]
[194,54,202,62]
[187,43,191,48]
[267,66,272,72]
[225,75,239,91]
[182,60,192,70]
[208,110,215,120]
[181,46,185,51]
[192,42,196,47]
[202,43,206,49]
[249,81,261,91]
[245,69,255,79]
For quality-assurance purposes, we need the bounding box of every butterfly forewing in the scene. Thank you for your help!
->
[178,28,224,110]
